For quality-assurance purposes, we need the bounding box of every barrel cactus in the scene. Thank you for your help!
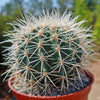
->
[1,10,94,96]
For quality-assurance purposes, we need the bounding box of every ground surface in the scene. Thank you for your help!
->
[89,61,100,100]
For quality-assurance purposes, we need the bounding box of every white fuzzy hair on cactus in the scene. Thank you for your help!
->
[1,9,95,96]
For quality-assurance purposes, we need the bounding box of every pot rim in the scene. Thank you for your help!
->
[8,70,94,98]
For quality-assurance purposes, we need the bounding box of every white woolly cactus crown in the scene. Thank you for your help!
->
[1,10,94,96]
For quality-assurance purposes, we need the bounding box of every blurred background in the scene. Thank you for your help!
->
[0,0,100,100]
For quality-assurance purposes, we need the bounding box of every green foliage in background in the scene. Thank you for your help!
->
[0,2,23,68]
[0,15,12,35]
[0,15,13,64]
[0,15,13,69]
[86,0,97,10]
[94,4,100,44]
[74,0,93,26]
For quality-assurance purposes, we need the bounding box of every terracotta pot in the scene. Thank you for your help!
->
[8,71,94,100]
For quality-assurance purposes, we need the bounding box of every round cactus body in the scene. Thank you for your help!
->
[1,10,94,96]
